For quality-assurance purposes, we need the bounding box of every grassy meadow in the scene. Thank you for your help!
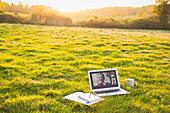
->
[0,23,170,113]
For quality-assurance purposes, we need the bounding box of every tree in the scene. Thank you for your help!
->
[110,11,117,18]
[137,9,146,17]
[154,0,170,25]
[93,15,98,20]
[25,4,29,8]
[0,1,9,11]
[18,1,23,8]
[120,11,128,19]
[0,0,2,11]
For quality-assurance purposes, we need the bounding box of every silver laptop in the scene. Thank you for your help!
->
[88,68,129,96]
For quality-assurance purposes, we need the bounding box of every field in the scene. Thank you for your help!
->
[0,23,170,113]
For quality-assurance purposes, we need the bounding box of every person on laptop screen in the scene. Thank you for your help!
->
[90,71,118,89]
[97,73,111,86]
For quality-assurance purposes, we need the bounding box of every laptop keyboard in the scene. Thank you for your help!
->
[95,89,120,94]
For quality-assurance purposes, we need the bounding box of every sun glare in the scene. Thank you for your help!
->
[2,0,156,12]
[47,0,156,12]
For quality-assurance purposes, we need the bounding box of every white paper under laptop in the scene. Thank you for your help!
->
[88,68,129,96]
[63,92,104,106]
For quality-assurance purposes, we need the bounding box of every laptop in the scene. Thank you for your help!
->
[88,68,129,96]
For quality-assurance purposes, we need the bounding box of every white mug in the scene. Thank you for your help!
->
[126,78,137,87]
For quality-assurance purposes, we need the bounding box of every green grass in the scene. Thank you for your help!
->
[0,23,170,113]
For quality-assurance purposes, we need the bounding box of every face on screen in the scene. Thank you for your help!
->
[90,70,118,89]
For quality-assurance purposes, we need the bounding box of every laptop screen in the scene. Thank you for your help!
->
[88,69,119,90]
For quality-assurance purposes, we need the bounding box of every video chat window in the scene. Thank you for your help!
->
[90,70,118,89]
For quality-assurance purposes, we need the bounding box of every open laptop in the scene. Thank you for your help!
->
[88,68,129,96]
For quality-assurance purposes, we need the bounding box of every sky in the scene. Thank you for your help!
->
[2,0,156,12]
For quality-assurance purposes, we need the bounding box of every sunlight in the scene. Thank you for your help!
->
[2,0,155,12]
[51,0,156,12]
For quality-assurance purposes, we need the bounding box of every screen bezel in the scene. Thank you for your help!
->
[88,68,120,92]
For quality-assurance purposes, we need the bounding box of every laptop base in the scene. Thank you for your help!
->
[95,88,129,97]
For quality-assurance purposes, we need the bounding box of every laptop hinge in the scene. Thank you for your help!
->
[94,89,120,94]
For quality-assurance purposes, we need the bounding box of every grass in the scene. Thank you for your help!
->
[6,12,30,18]
[0,23,170,113]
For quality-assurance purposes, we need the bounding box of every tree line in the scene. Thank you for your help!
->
[0,0,72,25]
[0,0,169,29]
[62,5,153,21]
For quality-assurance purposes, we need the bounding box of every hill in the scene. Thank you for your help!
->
[62,5,154,21]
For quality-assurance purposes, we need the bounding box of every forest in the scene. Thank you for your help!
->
[0,0,170,29]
